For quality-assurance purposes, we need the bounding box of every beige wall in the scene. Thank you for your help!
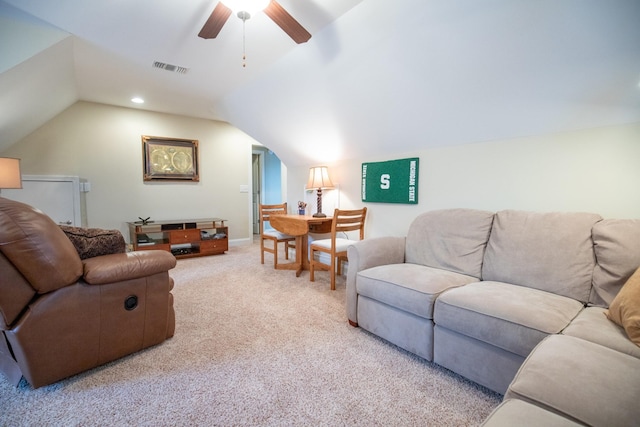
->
[287,122,640,238]
[2,101,254,244]
[5,101,639,243]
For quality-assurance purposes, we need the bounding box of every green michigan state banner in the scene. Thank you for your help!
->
[361,158,419,204]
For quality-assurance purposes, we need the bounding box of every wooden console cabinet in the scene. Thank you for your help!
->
[127,218,228,259]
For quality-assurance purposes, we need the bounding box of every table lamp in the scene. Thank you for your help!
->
[0,157,22,194]
[305,166,334,218]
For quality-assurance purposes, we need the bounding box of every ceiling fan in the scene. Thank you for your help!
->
[198,0,312,44]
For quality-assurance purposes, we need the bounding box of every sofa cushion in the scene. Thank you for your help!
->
[405,208,494,279]
[562,306,640,358]
[434,281,584,357]
[482,210,602,303]
[605,266,640,347]
[481,399,582,427]
[356,263,478,319]
[505,335,640,427]
[591,219,640,306]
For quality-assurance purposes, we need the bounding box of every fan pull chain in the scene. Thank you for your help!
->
[242,15,246,68]
[236,10,251,68]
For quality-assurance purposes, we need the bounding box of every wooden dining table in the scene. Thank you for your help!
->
[268,214,333,277]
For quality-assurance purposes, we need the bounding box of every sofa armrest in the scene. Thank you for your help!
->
[348,236,406,272]
[82,251,177,285]
[346,236,406,325]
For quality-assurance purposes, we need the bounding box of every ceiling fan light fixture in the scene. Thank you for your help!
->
[198,0,310,44]
[222,0,270,15]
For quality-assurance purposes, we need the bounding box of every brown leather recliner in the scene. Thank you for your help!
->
[0,197,176,388]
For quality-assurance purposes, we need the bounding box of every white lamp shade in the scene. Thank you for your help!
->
[306,166,334,190]
[222,0,270,14]
[0,157,22,189]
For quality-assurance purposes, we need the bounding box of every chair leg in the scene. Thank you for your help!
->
[285,242,289,260]
[273,241,278,268]
[309,248,315,282]
[260,240,265,264]
[330,255,336,291]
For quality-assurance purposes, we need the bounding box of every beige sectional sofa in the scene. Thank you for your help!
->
[346,209,640,426]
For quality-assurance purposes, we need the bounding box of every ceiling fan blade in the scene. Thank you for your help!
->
[264,0,311,44]
[198,2,232,39]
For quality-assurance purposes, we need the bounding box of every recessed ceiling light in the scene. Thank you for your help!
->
[131,97,144,104]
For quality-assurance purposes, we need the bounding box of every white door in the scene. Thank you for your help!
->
[2,175,82,226]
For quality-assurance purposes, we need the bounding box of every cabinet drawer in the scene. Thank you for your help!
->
[200,239,228,253]
[170,229,201,244]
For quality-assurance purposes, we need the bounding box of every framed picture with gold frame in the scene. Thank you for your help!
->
[142,136,199,182]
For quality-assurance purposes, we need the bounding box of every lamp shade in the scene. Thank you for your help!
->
[306,166,334,190]
[0,157,22,189]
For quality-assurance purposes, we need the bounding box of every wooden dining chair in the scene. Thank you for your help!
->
[309,207,367,290]
[260,203,296,268]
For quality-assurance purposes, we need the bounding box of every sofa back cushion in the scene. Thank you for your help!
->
[591,219,640,307]
[405,208,494,279]
[482,210,601,302]
[0,197,82,294]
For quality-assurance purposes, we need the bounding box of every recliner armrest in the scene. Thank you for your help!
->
[82,251,177,285]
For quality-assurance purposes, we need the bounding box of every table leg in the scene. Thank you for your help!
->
[295,235,304,277]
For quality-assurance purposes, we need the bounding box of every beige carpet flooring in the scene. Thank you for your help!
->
[0,243,501,426]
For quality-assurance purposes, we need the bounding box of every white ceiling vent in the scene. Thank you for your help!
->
[153,61,189,74]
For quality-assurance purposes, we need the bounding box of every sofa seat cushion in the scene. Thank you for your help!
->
[356,263,478,319]
[481,399,582,427]
[434,281,584,357]
[505,335,640,427]
[562,306,640,358]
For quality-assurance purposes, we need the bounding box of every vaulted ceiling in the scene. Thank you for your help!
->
[2,0,640,166]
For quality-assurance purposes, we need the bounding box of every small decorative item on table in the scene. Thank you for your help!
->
[298,201,307,215]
